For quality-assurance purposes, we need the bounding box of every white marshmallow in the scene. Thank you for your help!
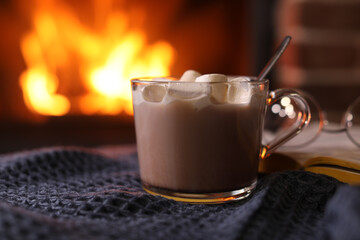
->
[196,74,228,103]
[228,76,251,82]
[132,87,143,105]
[142,84,167,102]
[167,82,210,100]
[227,81,252,105]
[195,73,227,83]
[209,83,228,104]
[179,70,201,82]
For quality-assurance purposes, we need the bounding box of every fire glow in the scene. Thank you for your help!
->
[19,1,175,116]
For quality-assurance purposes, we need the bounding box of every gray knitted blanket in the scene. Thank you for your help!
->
[0,147,358,240]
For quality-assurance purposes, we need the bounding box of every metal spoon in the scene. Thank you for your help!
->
[257,36,291,81]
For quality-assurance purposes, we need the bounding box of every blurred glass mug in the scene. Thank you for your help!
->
[131,76,310,204]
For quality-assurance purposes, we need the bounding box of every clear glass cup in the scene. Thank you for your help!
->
[131,76,310,204]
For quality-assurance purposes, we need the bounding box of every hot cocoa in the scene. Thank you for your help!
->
[132,73,267,194]
[132,71,310,203]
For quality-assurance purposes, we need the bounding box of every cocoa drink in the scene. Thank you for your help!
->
[131,71,310,203]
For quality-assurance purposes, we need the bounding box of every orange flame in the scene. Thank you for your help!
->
[19,1,175,116]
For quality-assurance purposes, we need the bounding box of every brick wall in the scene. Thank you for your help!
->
[274,0,360,118]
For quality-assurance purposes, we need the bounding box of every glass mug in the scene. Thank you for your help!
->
[131,76,310,204]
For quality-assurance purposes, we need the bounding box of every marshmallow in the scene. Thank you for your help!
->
[209,83,228,104]
[179,70,201,82]
[167,82,209,100]
[195,73,227,83]
[227,81,252,105]
[142,84,167,102]
[228,76,251,82]
[196,74,228,104]
[132,86,143,105]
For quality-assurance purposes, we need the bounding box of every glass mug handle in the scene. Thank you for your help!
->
[261,89,311,159]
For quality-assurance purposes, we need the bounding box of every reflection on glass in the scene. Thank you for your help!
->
[264,91,360,148]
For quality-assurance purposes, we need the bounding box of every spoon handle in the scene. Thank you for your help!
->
[257,36,291,81]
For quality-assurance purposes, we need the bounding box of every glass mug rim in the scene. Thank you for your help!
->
[132,76,309,204]
[131,75,269,85]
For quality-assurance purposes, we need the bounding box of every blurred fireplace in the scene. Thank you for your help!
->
[0,0,256,153]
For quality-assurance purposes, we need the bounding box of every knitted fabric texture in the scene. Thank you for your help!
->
[0,147,358,240]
